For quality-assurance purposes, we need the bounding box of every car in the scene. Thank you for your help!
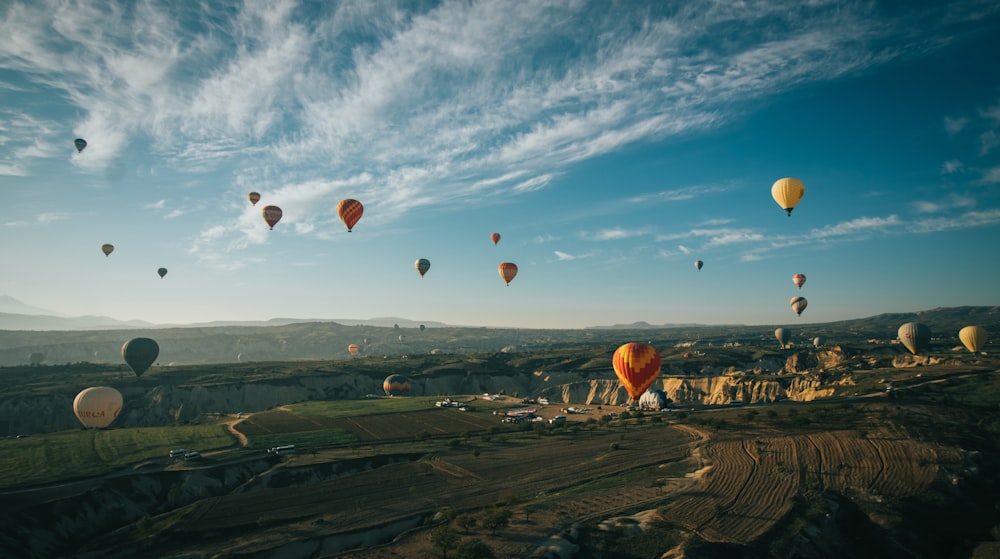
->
[548,415,567,424]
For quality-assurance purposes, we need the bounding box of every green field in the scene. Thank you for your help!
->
[0,424,234,489]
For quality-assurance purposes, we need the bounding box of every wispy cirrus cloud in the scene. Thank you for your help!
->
[4,0,998,267]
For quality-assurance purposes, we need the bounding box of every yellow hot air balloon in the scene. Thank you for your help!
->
[771,177,805,216]
[612,342,662,401]
[73,386,123,429]
[101,243,114,257]
[959,326,987,353]
[248,191,261,206]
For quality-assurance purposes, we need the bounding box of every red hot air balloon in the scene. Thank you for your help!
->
[612,342,662,401]
[498,262,518,285]
[415,258,430,278]
[337,199,364,232]
[262,205,282,229]
[491,232,501,246]
[793,274,806,289]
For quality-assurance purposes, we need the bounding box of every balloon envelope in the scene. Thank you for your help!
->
[28,352,44,365]
[73,386,123,429]
[897,322,931,355]
[383,374,411,396]
[74,138,87,153]
[498,262,518,285]
[122,337,159,377]
[157,267,168,278]
[771,177,805,216]
[612,342,662,400]
[348,343,359,356]
[415,258,430,277]
[337,199,364,232]
[959,326,987,353]
[262,205,282,229]
[813,336,825,348]
[491,232,501,245]
[793,274,806,289]
[694,260,703,271]
[248,192,261,206]
[775,328,790,349]
[101,243,114,257]
[790,296,807,316]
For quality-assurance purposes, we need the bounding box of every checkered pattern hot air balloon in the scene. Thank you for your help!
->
[612,342,662,400]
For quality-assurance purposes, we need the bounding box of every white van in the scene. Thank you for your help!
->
[548,415,567,424]
[169,449,186,458]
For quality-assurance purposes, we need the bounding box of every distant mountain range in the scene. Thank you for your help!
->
[1,295,997,333]
[0,296,456,331]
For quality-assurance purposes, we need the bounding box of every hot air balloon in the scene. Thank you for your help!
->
[419,324,425,332]
[28,352,44,365]
[694,260,703,271]
[793,274,806,289]
[348,343,360,356]
[157,267,168,279]
[383,374,411,396]
[638,389,669,411]
[248,192,261,206]
[262,205,282,230]
[775,328,790,349]
[491,232,501,246]
[612,342,662,401]
[122,337,159,377]
[790,296,807,316]
[73,386,123,429]
[337,199,364,232]
[415,258,431,278]
[101,243,114,257]
[813,336,825,348]
[897,322,931,355]
[74,138,87,153]
[398,334,405,343]
[498,262,518,285]
[959,326,987,353]
[771,177,805,216]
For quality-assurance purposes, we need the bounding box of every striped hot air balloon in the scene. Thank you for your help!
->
[612,342,662,400]
[771,177,805,216]
[498,262,518,285]
[383,374,411,396]
[790,296,807,316]
[262,205,282,229]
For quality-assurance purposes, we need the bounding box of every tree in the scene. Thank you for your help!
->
[455,538,495,559]
[430,525,459,558]
[482,508,512,536]
[454,513,477,534]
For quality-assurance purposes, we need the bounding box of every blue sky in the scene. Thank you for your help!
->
[2,0,999,329]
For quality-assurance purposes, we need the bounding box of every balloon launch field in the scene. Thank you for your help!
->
[1,307,999,558]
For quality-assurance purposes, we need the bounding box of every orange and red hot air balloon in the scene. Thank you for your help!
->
[498,262,518,285]
[348,343,359,356]
[491,232,501,246]
[612,342,662,401]
[337,199,364,232]
[262,205,282,230]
